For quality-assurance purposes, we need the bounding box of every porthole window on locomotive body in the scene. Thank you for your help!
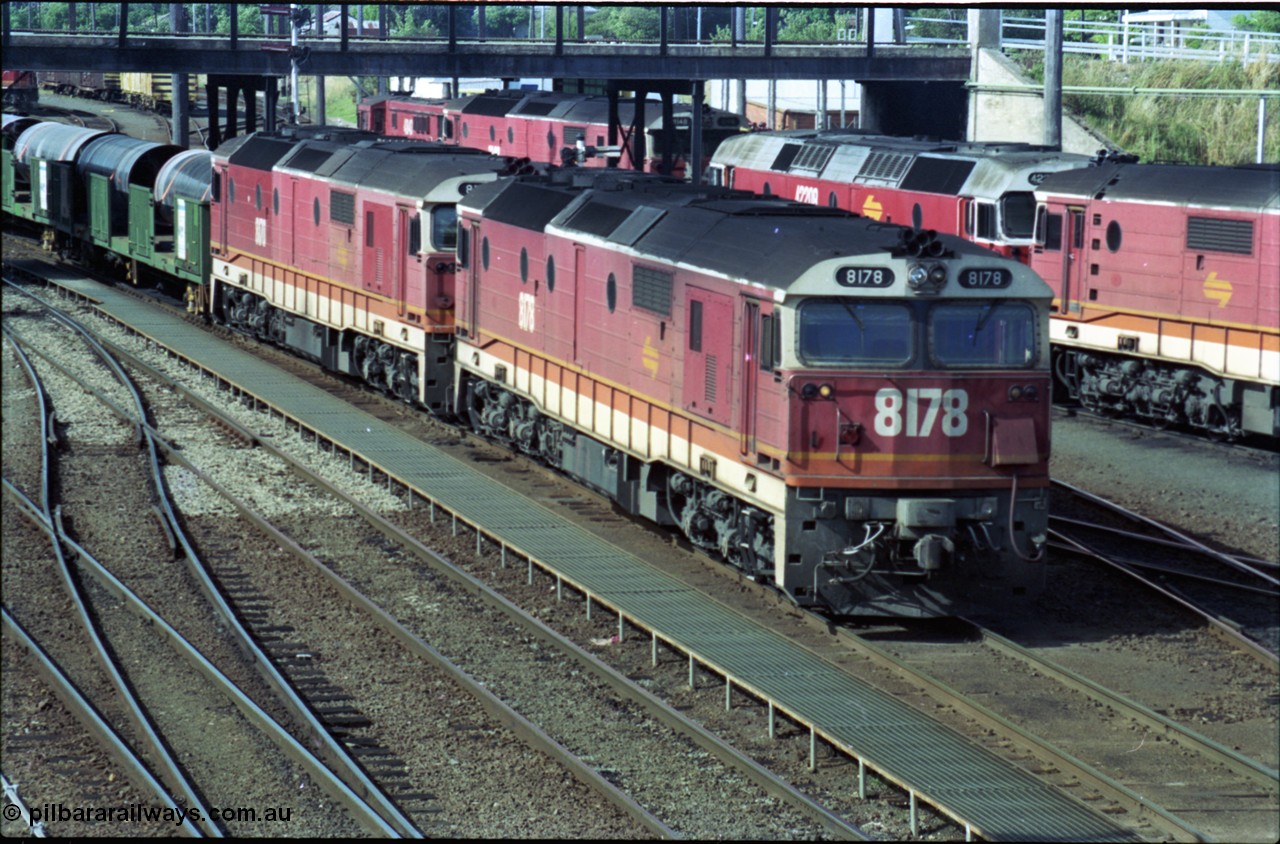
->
[762,182,772,196]
[507,127,514,144]
[1106,220,1122,252]
[228,178,236,204]
[462,122,469,139]
[546,255,555,292]
[547,130,555,151]
[313,197,320,226]
[606,273,617,312]
[273,188,279,215]
[482,236,490,271]
[828,192,839,208]
[255,183,262,211]
[912,203,923,230]
[489,125,495,141]
[520,248,529,283]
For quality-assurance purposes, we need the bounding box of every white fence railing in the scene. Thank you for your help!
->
[1002,15,1280,64]
[904,14,1280,64]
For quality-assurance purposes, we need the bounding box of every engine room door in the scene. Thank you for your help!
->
[683,287,733,427]
[466,222,481,339]
[573,245,586,364]
[395,204,412,317]
[740,300,759,455]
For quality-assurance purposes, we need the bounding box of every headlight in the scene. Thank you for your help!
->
[928,264,947,285]
[908,264,930,287]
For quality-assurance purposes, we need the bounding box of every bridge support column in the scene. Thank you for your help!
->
[314,75,326,125]
[206,84,220,149]
[171,72,190,148]
[264,77,278,132]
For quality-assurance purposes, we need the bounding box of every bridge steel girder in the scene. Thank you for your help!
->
[1,37,970,84]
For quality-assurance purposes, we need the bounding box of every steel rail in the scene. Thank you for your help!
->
[1,324,219,835]
[968,622,1280,790]
[827,622,1209,843]
[1046,539,1279,597]
[1,612,201,838]
[1,481,403,838]
[1049,528,1279,669]
[139,433,682,840]
[1052,479,1279,588]
[1,771,48,838]
[1050,514,1280,572]
[2,279,425,838]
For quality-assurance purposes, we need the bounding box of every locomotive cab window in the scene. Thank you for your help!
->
[971,202,996,240]
[428,206,458,251]
[929,302,1037,368]
[797,301,912,367]
[1000,192,1037,238]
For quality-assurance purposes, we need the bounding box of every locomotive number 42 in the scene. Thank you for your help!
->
[874,388,969,437]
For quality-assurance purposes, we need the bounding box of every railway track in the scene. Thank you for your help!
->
[1050,478,1279,667]
[6,253,1276,841]
[2,290,399,836]
[2,269,867,838]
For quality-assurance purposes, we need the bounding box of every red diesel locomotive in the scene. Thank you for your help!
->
[1031,161,1280,439]
[454,171,1053,616]
[209,125,530,410]
[708,129,1096,262]
[358,89,746,177]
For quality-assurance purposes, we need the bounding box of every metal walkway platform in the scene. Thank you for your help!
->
[15,264,1139,842]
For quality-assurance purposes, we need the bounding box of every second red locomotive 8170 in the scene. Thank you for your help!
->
[454,171,1053,616]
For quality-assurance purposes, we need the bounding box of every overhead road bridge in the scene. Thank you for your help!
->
[0,4,979,165]
[0,35,969,83]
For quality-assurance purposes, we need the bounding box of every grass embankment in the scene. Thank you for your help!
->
[1015,52,1279,165]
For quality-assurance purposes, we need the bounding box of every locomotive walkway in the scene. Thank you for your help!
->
[18,261,1138,843]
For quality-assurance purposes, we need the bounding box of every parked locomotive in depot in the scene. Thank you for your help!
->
[2,70,39,112]
[358,89,747,177]
[1031,162,1279,440]
[3,117,1052,617]
[452,171,1052,616]
[711,130,1280,440]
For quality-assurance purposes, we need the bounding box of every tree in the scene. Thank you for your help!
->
[1233,11,1280,33]
[585,6,658,41]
